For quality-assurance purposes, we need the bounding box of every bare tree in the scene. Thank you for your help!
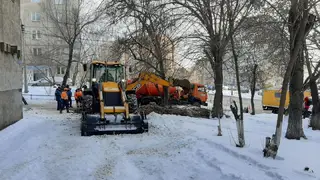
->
[249,64,258,115]
[236,9,296,116]
[110,0,183,105]
[227,0,249,147]
[285,4,316,140]
[264,0,315,158]
[242,54,269,115]
[303,8,320,130]
[172,0,254,118]
[41,0,107,86]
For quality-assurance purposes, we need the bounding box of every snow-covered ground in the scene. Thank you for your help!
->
[208,90,262,100]
[0,101,319,180]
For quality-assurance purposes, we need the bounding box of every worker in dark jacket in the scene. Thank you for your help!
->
[55,87,62,110]
[60,88,70,113]
[67,87,72,108]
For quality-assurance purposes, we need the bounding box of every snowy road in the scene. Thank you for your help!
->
[0,101,319,180]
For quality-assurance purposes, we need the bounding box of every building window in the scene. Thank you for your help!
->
[32,30,41,39]
[55,48,61,56]
[31,12,41,21]
[33,48,42,56]
[31,0,40,2]
[57,66,66,75]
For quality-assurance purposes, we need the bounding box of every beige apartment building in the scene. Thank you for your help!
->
[188,59,214,86]
[21,0,80,85]
[0,0,23,129]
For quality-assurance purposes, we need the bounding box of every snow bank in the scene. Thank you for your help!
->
[0,103,319,180]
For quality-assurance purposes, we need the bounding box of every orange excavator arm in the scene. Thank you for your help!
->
[126,72,172,92]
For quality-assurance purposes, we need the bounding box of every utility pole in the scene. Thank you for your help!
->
[21,24,28,93]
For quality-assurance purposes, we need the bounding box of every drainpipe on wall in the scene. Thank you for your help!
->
[21,24,28,93]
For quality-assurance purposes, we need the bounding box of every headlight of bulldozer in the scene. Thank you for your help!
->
[119,79,126,89]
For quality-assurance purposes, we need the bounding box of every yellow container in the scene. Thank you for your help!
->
[262,89,311,110]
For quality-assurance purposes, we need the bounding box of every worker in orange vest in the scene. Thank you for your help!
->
[60,88,70,113]
[74,88,83,108]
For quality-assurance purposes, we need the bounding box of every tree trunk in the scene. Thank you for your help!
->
[163,86,169,105]
[158,59,168,105]
[72,61,79,86]
[309,80,320,130]
[285,3,316,139]
[250,64,258,115]
[231,35,245,147]
[212,56,223,118]
[305,47,320,130]
[263,0,310,158]
[62,44,74,86]
[286,50,305,139]
[49,67,55,84]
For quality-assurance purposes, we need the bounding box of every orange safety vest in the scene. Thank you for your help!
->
[61,91,68,100]
[75,91,83,100]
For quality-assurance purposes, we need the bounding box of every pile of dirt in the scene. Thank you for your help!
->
[140,102,210,118]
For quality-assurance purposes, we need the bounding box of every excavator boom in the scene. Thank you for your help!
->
[126,72,173,92]
[126,71,207,106]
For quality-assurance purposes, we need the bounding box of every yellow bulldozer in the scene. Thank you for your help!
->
[80,60,208,136]
[80,60,148,136]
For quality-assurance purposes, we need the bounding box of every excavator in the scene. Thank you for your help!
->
[127,73,208,106]
[80,60,148,136]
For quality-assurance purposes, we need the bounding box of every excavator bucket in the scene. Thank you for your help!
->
[81,113,148,136]
[172,79,191,90]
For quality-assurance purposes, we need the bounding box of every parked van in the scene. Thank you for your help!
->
[262,89,311,113]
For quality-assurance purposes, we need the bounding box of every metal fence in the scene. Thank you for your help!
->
[22,94,76,100]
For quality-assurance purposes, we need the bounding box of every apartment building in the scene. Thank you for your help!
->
[189,59,214,86]
[21,0,80,84]
[0,0,23,129]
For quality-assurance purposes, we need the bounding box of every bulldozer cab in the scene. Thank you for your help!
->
[99,65,124,82]
[89,61,124,85]
[82,61,125,108]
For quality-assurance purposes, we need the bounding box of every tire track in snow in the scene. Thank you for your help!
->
[130,158,166,180]
[197,137,286,180]
[96,139,166,180]
[122,140,192,180]
[195,149,247,180]
[94,140,121,180]
[293,170,317,179]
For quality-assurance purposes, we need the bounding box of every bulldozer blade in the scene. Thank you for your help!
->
[81,114,148,136]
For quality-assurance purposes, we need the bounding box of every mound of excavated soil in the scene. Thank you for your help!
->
[140,102,210,119]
